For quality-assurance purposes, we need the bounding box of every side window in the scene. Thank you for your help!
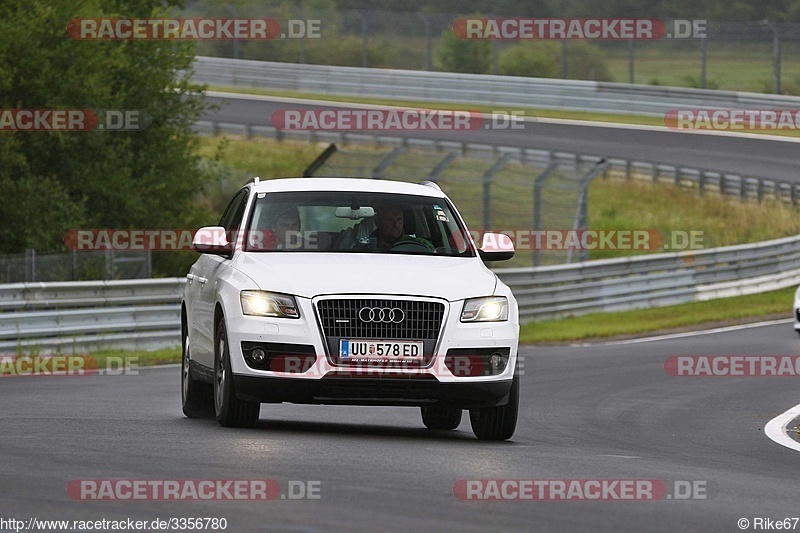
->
[218,189,250,232]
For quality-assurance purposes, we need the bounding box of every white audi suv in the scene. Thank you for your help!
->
[181,177,520,440]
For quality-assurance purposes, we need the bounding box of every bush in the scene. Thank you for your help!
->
[435,26,491,73]
[498,41,611,81]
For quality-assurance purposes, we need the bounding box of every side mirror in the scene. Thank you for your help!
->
[478,232,515,262]
[192,226,233,257]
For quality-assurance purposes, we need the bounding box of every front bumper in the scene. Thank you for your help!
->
[225,294,520,407]
[233,373,514,408]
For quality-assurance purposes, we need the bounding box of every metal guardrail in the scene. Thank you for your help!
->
[2,234,799,352]
[192,56,800,117]
[0,279,184,353]
[495,234,800,320]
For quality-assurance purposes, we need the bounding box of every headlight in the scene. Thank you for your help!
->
[461,296,508,322]
[240,291,300,318]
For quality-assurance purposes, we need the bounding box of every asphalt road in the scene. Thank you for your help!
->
[203,94,800,182]
[3,322,800,532]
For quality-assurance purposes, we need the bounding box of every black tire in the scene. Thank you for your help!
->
[421,405,462,430]
[214,319,260,428]
[469,372,519,441]
[181,325,213,418]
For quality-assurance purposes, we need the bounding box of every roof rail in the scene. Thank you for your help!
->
[419,180,441,190]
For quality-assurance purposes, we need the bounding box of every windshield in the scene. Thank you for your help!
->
[243,191,475,257]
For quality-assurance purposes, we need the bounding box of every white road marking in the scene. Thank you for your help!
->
[765,403,800,453]
[572,318,793,347]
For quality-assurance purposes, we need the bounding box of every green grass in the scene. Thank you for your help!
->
[0,347,180,376]
[520,286,794,343]
[603,42,800,93]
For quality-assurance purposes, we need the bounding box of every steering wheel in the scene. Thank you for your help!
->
[389,239,432,252]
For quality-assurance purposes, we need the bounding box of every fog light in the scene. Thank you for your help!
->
[489,352,508,374]
[251,347,267,363]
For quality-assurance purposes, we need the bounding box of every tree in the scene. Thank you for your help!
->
[0,0,211,262]
[435,23,492,73]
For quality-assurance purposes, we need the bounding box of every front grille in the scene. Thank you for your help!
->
[316,298,446,365]
[317,299,444,340]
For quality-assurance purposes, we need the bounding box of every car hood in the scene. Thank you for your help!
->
[234,252,498,301]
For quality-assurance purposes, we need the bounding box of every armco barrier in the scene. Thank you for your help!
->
[0,278,184,353]
[192,56,800,117]
[2,234,799,352]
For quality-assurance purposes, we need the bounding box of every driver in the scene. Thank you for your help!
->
[362,203,434,251]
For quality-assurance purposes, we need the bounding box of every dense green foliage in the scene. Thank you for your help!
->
[327,0,800,20]
[0,0,212,265]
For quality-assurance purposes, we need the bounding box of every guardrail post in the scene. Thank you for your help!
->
[105,250,113,280]
[568,159,607,263]
[25,248,35,282]
[481,153,514,230]
[763,20,781,94]
[372,146,405,179]
[757,177,764,202]
[417,13,432,71]
[791,182,798,207]
[353,10,368,68]
[532,162,560,267]
[699,171,706,196]
[700,38,707,89]
[628,39,635,84]
[428,151,458,181]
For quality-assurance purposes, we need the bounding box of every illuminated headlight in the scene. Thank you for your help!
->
[461,296,508,322]
[240,291,300,318]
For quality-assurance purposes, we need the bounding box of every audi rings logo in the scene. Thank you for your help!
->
[358,307,405,323]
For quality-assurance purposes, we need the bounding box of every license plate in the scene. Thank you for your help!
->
[339,340,424,361]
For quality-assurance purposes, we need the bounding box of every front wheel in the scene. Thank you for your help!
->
[214,319,260,428]
[181,328,212,418]
[469,372,519,441]
[421,405,462,430]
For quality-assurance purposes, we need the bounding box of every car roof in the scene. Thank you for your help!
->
[249,177,446,198]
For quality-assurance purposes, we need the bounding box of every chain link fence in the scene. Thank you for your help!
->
[0,250,152,284]
[180,2,800,94]
[305,143,605,267]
